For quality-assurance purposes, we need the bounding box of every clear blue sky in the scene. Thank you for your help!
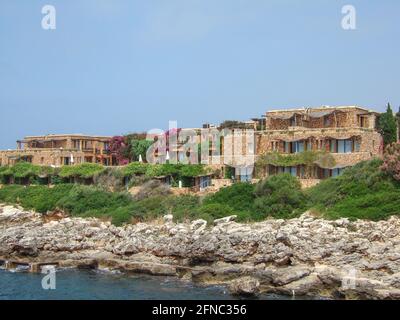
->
[0,0,399,149]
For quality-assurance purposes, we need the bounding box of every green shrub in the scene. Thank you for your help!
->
[307,159,396,207]
[0,184,74,213]
[307,159,400,219]
[203,183,255,212]
[324,191,400,220]
[59,163,105,179]
[56,185,132,215]
[122,162,149,177]
[254,174,306,219]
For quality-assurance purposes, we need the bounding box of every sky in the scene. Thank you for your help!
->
[0,0,399,149]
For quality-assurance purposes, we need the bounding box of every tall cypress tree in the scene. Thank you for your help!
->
[378,103,397,146]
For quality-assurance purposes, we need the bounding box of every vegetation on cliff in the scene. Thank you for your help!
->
[1,156,400,225]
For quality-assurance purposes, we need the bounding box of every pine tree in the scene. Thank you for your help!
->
[378,103,397,146]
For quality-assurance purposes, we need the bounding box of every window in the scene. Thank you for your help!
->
[359,116,368,128]
[330,139,353,153]
[293,141,304,153]
[73,140,81,150]
[324,116,331,126]
[284,141,290,153]
[332,167,346,177]
[200,176,211,188]
[330,140,337,153]
[284,166,297,177]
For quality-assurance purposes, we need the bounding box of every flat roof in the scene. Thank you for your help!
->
[266,105,379,114]
[23,134,112,140]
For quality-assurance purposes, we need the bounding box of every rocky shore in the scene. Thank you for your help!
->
[1,204,400,299]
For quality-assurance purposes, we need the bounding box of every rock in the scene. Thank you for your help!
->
[271,266,311,286]
[333,218,350,227]
[10,243,38,257]
[214,216,237,225]
[190,219,207,234]
[228,277,260,296]
[163,214,174,223]
[276,274,323,296]
[1,204,400,299]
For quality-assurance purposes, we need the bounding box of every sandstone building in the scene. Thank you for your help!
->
[0,106,384,187]
[0,134,116,167]
[255,106,383,183]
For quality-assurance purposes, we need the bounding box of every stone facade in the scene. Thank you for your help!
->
[255,106,383,179]
[0,134,116,167]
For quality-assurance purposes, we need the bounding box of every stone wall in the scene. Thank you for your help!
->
[254,127,383,178]
[0,149,84,166]
[265,108,376,131]
[0,149,114,167]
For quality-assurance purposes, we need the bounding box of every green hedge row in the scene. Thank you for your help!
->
[1,159,399,225]
[0,162,211,185]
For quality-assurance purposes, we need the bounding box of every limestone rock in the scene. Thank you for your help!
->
[228,277,260,296]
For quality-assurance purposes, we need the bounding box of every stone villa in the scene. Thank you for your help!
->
[0,106,384,185]
[254,105,383,183]
[0,134,116,167]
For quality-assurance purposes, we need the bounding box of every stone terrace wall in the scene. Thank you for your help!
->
[0,149,86,167]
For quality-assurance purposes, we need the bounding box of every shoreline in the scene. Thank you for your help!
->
[1,204,400,299]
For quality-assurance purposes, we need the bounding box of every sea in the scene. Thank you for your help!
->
[0,268,299,300]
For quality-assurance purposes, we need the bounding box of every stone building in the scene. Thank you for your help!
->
[255,106,383,184]
[0,134,116,167]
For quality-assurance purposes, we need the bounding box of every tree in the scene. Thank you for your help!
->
[130,139,153,162]
[378,103,397,146]
[219,120,249,129]
[381,142,400,181]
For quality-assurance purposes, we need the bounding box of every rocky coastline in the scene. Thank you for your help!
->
[1,204,400,299]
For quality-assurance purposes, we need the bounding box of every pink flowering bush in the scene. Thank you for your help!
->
[381,143,400,181]
[109,136,129,165]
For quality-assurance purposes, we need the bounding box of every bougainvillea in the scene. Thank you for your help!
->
[109,136,129,165]
[381,142,400,181]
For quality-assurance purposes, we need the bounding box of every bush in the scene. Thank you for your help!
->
[324,191,400,221]
[381,142,400,181]
[122,162,149,177]
[307,159,396,207]
[59,163,105,179]
[307,159,400,220]
[0,184,75,213]
[203,183,255,212]
[93,167,124,192]
[253,174,306,219]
